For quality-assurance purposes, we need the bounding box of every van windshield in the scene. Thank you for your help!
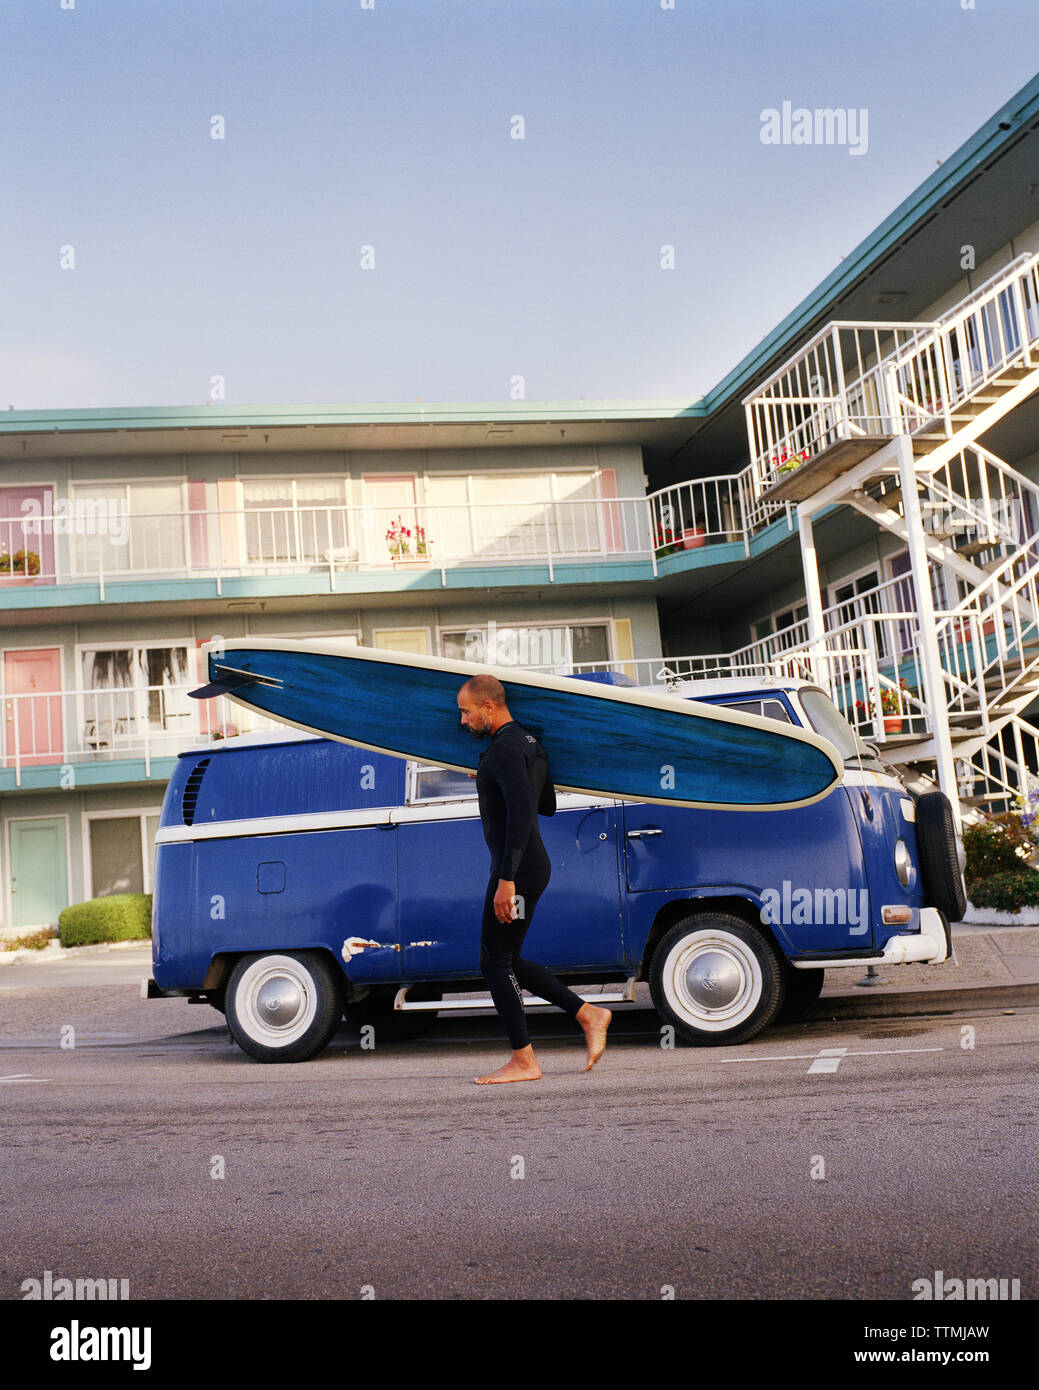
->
[798,689,867,762]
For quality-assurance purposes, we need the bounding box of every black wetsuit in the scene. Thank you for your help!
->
[475,721,584,1049]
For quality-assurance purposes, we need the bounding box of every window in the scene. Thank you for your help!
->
[440,621,611,675]
[242,478,349,566]
[410,763,477,802]
[716,698,793,724]
[88,812,161,897]
[70,481,186,576]
[78,644,193,752]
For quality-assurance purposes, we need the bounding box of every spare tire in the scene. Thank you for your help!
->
[915,791,967,921]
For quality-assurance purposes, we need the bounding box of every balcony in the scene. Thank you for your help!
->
[744,252,1039,503]
[0,477,802,609]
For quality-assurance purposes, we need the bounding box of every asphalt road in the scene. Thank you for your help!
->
[0,950,1035,1301]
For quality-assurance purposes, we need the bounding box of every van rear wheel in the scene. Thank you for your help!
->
[649,912,785,1045]
[226,951,342,1062]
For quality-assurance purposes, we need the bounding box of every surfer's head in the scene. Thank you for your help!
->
[457,675,508,739]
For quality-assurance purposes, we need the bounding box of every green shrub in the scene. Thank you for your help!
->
[966,870,1039,913]
[962,822,1030,880]
[58,893,152,947]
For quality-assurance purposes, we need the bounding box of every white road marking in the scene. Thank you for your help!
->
[720,1046,944,1065]
[0,1074,51,1083]
[807,1048,848,1073]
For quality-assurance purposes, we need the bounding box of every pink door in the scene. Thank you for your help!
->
[0,486,55,585]
[3,649,64,767]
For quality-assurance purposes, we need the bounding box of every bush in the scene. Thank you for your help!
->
[962,821,1030,880]
[966,870,1039,913]
[58,894,152,947]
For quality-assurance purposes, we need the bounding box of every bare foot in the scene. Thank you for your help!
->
[577,1003,612,1071]
[474,1051,542,1085]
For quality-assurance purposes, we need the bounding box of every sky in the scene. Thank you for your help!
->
[1,0,1037,412]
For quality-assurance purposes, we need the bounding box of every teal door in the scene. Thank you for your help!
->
[9,818,68,928]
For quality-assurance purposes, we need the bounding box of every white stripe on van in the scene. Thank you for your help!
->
[153,792,613,844]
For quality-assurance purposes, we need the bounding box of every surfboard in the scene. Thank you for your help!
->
[189,639,843,811]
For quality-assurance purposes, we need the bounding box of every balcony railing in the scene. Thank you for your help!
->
[0,472,806,598]
[744,251,1039,497]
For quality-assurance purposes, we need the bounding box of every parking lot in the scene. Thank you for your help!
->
[1,945,1035,1301]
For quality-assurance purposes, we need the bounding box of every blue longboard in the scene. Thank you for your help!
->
[190,639,843,810]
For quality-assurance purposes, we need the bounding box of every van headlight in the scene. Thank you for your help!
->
[894,837,913,888]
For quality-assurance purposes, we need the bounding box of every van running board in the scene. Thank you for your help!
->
[393,977,638,1013]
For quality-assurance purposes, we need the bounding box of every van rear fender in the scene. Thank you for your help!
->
[637,891,786,980]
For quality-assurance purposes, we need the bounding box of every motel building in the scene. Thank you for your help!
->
[3,75,1039,931]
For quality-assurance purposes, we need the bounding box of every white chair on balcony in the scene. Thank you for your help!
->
[321,545,360,571]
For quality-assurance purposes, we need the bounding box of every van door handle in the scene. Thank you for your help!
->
[626,828,663,839]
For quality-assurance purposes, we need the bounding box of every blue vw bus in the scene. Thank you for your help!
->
[147,677,966,1061]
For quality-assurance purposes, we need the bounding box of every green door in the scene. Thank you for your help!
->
[9,818,68,928]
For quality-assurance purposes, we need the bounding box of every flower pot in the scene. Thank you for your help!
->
[883,716,904,735]
[681,527,706,550]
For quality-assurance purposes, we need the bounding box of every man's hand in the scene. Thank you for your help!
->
[494,879,517,923]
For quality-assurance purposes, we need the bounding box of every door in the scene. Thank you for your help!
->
[397,764,625,980]
[9,818,68,928]
[0,486,54,584]
[3,648,63,766]
[621,797,873,953]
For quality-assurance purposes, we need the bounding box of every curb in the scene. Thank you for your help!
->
[0,940,150,967]
[806,982,1037,1021]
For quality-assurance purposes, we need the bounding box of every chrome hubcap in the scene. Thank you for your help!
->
[684,949,742,1009]
[256,976,303,1028]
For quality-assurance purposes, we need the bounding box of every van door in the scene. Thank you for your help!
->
[621,795,874,953]
[396,764,625,978]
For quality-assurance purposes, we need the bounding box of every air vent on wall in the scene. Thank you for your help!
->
[182,757,211,826]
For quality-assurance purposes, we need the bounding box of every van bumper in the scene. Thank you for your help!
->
[789,908,951,970]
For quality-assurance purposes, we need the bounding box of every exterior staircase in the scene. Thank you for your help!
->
[742,250,1039,823]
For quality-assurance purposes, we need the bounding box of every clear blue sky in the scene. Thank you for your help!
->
[1,0,1036,410]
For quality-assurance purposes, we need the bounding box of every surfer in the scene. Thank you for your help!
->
[456,674,612,1084]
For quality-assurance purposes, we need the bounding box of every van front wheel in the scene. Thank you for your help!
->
[649,913,784,1045]
[226,951,342,1062]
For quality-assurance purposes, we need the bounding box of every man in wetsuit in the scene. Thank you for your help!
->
[456,673,611,1084]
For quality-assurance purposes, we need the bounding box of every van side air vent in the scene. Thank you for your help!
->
[182,757,211,826]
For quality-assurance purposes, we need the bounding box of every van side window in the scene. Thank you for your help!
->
[718,698,793,724]
[410,763,478,802]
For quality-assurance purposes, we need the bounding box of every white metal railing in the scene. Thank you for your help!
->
[744,320,934,496]
[0,681,283,787]
[745,252,1039,497]
[885,253,1039,437]
[0,471,812,598]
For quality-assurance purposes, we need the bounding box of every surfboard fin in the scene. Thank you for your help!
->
[189,663,284,700]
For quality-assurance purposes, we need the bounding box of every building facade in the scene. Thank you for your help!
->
[4,73,1039,930]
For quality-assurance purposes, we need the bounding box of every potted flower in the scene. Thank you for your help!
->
[770,449,810,479]
[211,722,239,741]
[681,524,707,549]
[653,524,681,556]
[855,679,911,734]
[0,548,41,584]
[386,516,411,558]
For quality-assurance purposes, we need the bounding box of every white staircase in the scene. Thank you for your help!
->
[742,251,1039,820]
